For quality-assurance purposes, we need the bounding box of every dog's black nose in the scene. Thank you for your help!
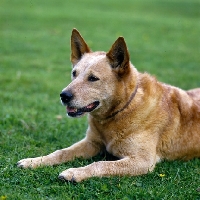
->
[60,91,73,103]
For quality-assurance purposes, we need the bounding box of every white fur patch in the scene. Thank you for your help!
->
[75,53,106,72]
[84,54,105,67]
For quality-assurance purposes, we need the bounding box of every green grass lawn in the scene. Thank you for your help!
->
[0,0,200,199]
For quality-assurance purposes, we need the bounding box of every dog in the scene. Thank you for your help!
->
[17,28,200,182]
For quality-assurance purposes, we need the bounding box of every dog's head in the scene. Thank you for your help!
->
[60,29,137,118]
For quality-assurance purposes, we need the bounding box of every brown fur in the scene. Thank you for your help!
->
[17,29,200,182]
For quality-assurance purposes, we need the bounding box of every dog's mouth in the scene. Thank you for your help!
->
[66,101,100,117]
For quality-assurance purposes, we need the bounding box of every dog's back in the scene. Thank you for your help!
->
[187,88,200,104]
[152,82,200,161]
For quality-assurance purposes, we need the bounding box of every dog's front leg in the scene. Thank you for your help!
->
[59,156,155,182]
[17,138,101,168]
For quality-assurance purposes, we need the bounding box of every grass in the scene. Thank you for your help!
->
[0,0,200,199]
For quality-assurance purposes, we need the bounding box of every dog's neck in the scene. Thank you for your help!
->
[106,83,138,119]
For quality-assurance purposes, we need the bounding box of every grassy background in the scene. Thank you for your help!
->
[0,0,200,199]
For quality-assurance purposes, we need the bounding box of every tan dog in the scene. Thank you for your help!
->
[18,29,200,182]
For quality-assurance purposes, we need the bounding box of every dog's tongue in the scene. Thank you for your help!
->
[86,103,95,109]
[66,102,98,114]
[66,107,77,113]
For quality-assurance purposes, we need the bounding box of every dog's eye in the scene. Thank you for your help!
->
[88,75,99,82]
[72,70,76,78]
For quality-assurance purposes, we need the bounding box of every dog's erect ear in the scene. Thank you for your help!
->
[106,37,130,76]
[71,29,91,65]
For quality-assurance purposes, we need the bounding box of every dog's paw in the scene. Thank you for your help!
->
[58,170,77,183]
[17,157,43,168]
[58,168,90,183]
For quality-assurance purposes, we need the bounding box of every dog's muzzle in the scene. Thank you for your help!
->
[60,91,100,117]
